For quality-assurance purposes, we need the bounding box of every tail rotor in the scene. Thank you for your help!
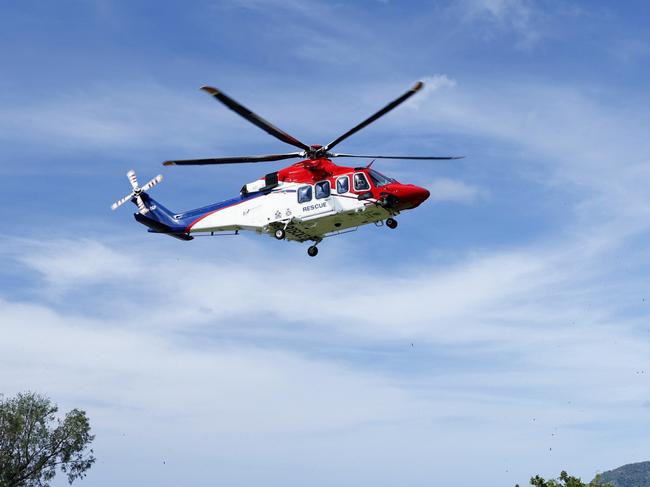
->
[111,169,163,214]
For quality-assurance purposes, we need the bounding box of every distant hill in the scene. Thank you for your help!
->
[596,461,650,487]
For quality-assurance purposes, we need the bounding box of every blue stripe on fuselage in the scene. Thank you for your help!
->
[139,190,269,235]
[172,191,265,227]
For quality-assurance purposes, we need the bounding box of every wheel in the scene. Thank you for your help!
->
[386,217,398,229]
[274,228,286,240]
[307,245,319,257]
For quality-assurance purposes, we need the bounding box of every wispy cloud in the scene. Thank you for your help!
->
[0,297,416,435]
[4,227,644,356]
[215,0,395,71]
[3,232,650,484]
[426,177,485,203]
[18,239,138,292]
[400,73,650,234]
[0,83,235,156]
[457,0,544,48]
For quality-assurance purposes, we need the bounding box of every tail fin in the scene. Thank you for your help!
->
[111,169,193,240]
[135,194,192,239]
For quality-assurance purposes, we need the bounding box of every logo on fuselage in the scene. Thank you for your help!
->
[302,202,327,212]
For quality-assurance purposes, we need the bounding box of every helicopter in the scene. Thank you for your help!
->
[111,81,460,256]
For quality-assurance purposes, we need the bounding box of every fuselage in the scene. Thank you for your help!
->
[183,159,430,240]
[134,158,430,248]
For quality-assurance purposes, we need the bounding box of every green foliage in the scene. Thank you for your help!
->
[516,471,612,487]
[0,392,95,487]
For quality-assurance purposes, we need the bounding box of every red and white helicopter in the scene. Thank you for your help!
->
[112,81,459,256]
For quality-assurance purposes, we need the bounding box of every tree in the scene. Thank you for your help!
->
[0,392,95,487]
[516,471,611,487]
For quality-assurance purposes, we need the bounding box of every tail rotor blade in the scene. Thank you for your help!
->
[111,193,134,211]
[141,174,163,191]
[127,170,139,190]
[112,170,160,212]
[135,195,147,214]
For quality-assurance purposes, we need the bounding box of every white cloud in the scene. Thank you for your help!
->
[405,74,458,111]
[216,0,381,69]
[18,239,139,292]
[0,298,435,486]
[426,177,484,203]
[3,228,635,347]
[3,233,650,485]
[394,75,650,238]
[7,236,547,342]
[423,74,457,91]
[0,298,416,435]
[0,84,230,154]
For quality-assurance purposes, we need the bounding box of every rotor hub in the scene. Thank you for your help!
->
[304,144,332,160]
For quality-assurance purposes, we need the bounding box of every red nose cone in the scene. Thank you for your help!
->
[402,185,430,208]
[416,186,430,204]
[382,183,430,210]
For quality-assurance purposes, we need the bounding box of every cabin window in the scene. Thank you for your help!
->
[336,176,349,194]
[315,181,331,199]
[353,172,370,191]
[297,185,312,203]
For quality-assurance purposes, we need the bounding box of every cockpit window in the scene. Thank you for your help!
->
[336,176,349,194]
[315,180,331,199]
[368,169,395,187]
[297,185,312,203]
[353,173,370,191]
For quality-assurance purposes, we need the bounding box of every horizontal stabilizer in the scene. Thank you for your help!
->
[134,213,194,241]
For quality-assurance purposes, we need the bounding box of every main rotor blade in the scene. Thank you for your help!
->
[331,153,463,160]
[323,81,424,152]
[201,86,310,152]
[163,152,304,166]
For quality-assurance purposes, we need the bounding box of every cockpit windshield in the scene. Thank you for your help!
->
[368,169,396,187]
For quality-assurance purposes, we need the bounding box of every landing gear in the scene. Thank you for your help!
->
[274,228,286,240]
[386,217,398,229]
[307,245,319,257]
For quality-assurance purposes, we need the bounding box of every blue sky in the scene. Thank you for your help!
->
[2,1,650,486]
